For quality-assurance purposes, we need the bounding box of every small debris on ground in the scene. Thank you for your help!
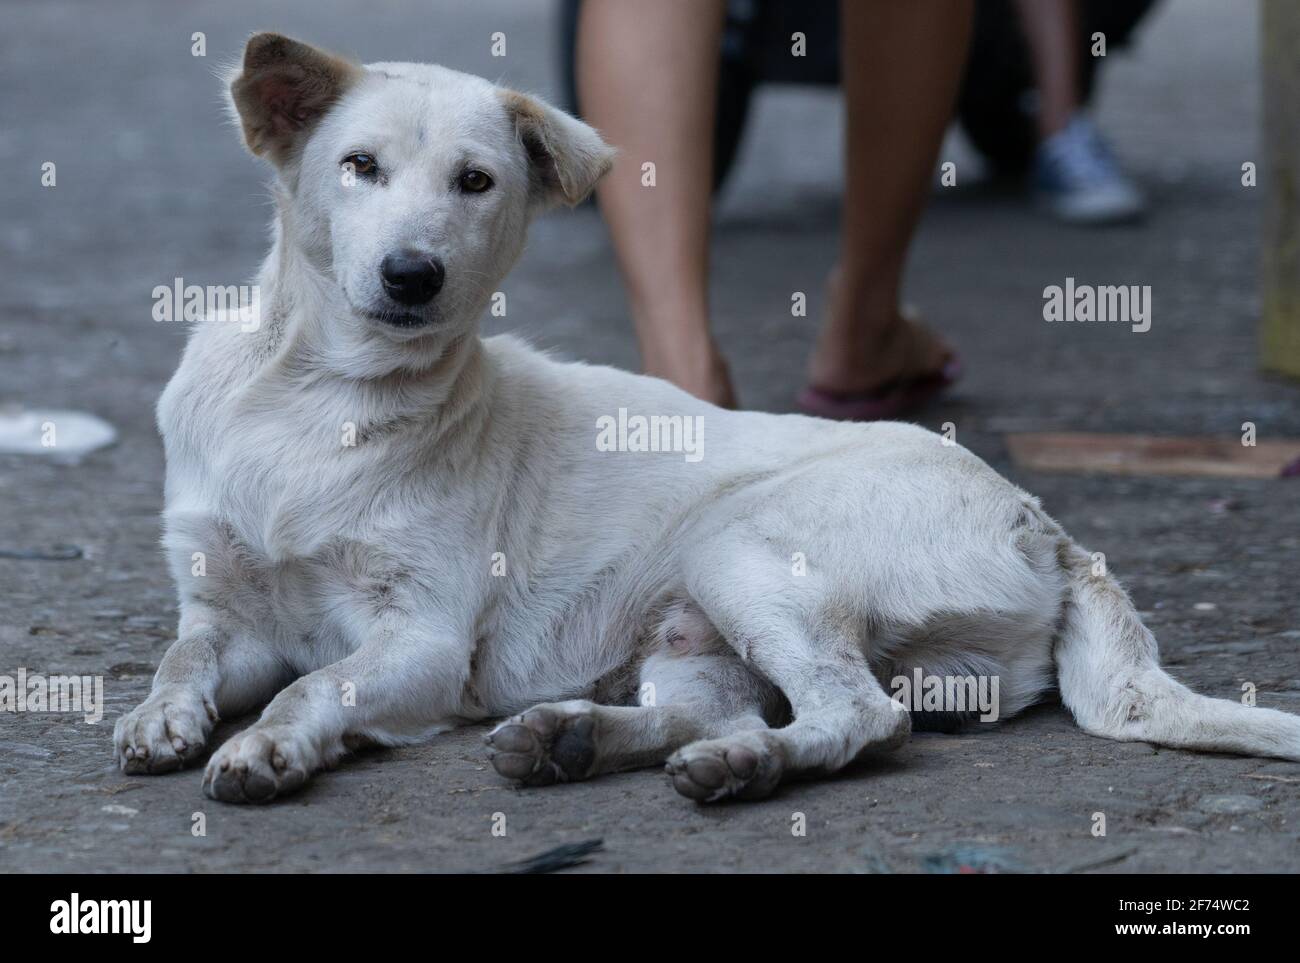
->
[1199,794,1263,814]
[500,838,604,874]
[0,544,83,561]
[0,405,116,457]
[922,843,1023,874]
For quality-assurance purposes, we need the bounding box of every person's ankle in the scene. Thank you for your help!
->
[639,333,735,407]
[808,324,904,395]
[823,266,903,340]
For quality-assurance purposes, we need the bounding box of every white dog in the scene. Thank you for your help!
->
[114,34,1300,803]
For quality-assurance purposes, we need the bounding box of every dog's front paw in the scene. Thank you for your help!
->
[666,732,784,803]
[486,702,598,786]
[203,726,315,803]
[114,686,216,774]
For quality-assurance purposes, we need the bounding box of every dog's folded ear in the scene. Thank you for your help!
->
[500,90,616,208]
[229,33,361,167]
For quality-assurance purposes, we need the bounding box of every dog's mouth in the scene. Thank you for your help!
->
[342,285,439,335]
[360,306,433,330]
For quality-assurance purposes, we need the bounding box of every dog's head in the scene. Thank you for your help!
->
[228,33,614,344]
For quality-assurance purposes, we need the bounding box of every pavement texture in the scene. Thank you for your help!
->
[1,0,1298,873]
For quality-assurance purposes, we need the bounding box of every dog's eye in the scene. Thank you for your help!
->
[342,153,378,177]
[459,169,493,193]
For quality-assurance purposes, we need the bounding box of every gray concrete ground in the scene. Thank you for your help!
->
[1,0,1298,873]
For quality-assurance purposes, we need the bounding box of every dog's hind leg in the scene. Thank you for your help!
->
[666,634,909,802]
[487,642,782,787]
[665,558,910,802]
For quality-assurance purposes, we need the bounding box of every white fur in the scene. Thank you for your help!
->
[114,38,1300,804]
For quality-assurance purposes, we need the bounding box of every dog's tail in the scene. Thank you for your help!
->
[1054,543,1300,760]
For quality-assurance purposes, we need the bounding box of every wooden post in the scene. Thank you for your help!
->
[1261,0,1300,378]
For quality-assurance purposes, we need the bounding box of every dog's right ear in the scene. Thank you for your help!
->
[229,33,361,167]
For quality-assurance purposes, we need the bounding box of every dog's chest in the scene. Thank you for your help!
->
[175,385,375,552]
[169,501,426,671]
[165,404,434,657]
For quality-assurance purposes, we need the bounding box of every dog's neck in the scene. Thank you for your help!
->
[246,199,491,452]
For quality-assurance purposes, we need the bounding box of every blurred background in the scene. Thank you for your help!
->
[1,0,1298,873]
[2,0,1294,430]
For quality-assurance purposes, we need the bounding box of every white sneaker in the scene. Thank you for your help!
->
[1034,114,1145,225]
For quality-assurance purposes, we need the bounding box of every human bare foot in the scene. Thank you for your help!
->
[808,312,954,397]
[807,272,955,397]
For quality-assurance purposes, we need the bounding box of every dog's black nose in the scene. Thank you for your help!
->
[380,252,444,306]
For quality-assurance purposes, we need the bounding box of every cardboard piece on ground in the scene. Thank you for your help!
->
[1005,432,1300,479]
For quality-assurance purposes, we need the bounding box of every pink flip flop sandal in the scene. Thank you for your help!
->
[797,356,962,422]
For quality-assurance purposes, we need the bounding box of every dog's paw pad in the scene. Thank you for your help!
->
[666,735,782,802]
[486,703,597,786]
[202,728,312,804]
